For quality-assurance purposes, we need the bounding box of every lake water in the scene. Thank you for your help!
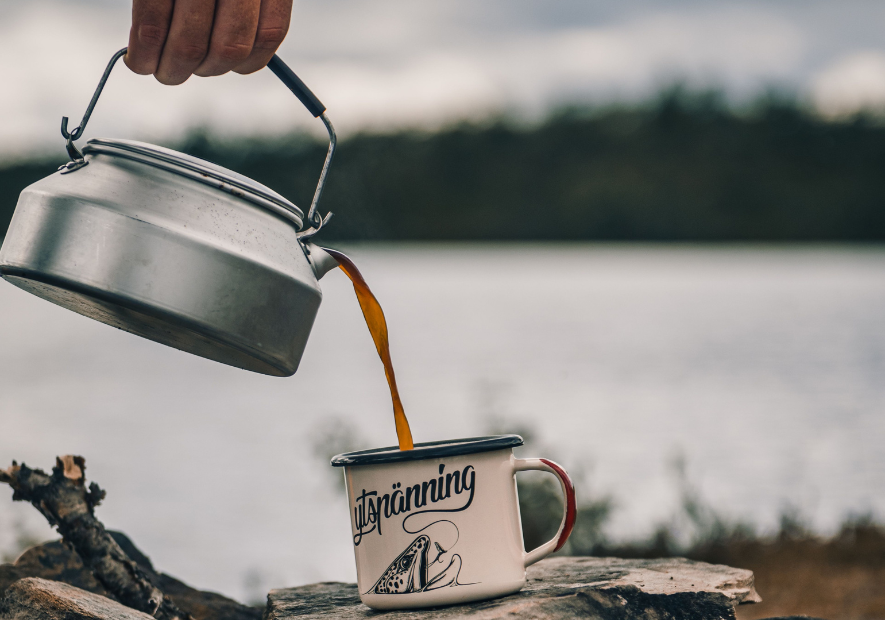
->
[1,244,884,602]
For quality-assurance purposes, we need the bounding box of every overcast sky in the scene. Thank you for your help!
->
[2,0,885,159]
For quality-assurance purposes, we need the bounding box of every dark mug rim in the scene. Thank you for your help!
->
[330,434,524,467]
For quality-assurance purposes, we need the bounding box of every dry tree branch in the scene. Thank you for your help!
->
[0,456,190,620]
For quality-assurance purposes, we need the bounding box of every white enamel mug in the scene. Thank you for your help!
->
[331,435,576,610]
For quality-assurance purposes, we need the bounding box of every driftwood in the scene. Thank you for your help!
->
[0,535,261,620]
[0,456,188,620]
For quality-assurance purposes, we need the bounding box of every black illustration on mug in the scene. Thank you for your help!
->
[360,463,478,595]
[368,533,468,594]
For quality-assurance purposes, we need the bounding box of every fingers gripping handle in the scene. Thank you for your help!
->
[514,458,577,567]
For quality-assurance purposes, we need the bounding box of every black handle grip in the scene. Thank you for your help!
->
[267,55,326,118]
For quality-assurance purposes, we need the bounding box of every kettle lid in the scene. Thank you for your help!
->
[82,138,304,227]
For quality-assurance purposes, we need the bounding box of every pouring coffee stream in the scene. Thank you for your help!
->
[324,248,414,451]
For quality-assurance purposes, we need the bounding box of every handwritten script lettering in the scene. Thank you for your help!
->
[353,464,475,546]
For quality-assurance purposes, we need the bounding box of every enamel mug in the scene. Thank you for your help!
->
[331,435,576,610]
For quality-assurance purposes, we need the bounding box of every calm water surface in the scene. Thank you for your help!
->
[1,244,884,601]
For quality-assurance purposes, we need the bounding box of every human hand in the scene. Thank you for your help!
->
[125,0,293,85]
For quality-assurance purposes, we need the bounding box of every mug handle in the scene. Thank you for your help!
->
[513,458,577,567]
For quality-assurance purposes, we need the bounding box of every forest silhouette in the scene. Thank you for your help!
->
[2,89,885,242]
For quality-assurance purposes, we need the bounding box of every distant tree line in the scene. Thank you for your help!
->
[3,91,885,241]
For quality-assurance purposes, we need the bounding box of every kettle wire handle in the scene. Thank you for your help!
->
[59,47,335,236]
[267,55,337,236]
[60,47,128,168]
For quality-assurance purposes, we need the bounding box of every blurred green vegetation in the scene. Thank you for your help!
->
[4,89,885,241]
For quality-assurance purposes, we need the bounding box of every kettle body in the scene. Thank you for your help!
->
[0,51,341,377]
[0,138,338,377]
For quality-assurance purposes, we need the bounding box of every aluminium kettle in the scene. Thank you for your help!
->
[0,48,342,377]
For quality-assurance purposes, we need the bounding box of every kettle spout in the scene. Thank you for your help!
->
[306,243,340,280]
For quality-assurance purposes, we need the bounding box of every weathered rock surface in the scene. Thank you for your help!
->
[266,556,762,619]
[0,577,154,620]
[2,544,767,620]
[0,535,260,620]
